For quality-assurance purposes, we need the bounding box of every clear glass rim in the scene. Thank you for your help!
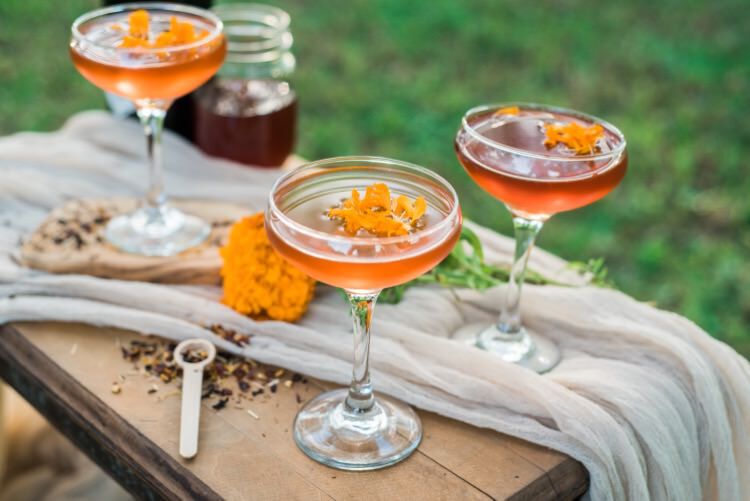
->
[71,2,224,54]
[213,3,293,62]
[212,3,291,32]
[460,102,627,163]
[267,156,461,246]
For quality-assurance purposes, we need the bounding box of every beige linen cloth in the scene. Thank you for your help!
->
[0,112,748,501]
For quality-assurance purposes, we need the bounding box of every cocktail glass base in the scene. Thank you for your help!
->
[105,205,210,257]
[453,322,560,373]
[293,388,422,471]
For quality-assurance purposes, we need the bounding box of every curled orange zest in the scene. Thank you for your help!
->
[220,213,315,322]
[494,106,520,116]
[328,183,427,237]
[544,121,604,155]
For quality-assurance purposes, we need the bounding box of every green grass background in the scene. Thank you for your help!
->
[1,0,748,356]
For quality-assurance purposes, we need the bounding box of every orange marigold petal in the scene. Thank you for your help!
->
[116,12,202,51]
[413,196,426,220]
[172,19,196,43]
[350,188,361,207]
[154,31,177,47]
[119,35,149,48]
[544,121,604,155]
[328,183,427,236]
[394,195,414,219]
[362,183,391,210]
[128,9,150,38]
[494,106,520,116]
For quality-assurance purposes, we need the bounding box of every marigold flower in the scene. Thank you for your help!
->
[220,213,315,322]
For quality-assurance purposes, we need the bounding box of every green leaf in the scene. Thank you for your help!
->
[350,223,612,304]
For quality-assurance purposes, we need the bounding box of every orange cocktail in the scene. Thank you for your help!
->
[266,157,461,472]
[70,6,225,102]
[267,166,461,290]
[455,105,627,219]
[454,103,627,373]
[69,4,226,256]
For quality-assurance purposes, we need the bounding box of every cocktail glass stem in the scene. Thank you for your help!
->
[345,290,379,412]
[137,105,168,218]
[104,101,210,256]
[496,216,543,335]
[291,287,421,470]
[472,216,559,372]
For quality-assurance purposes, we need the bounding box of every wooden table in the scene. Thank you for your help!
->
[0,322,587,500]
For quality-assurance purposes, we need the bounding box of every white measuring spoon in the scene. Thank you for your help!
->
[174,339,216,459]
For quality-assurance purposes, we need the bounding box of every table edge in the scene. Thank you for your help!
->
[1,321,589,500]
[0,322,222,501]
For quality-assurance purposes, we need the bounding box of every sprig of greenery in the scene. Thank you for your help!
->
[378,226,613,304]
[566,257,613,288]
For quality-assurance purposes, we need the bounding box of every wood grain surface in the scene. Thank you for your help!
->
[0,322,587,500]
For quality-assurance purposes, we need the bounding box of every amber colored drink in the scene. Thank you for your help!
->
[455,107,627,217]
[194,79,298,167]
[266,165,462,291]
[70,13,226,101]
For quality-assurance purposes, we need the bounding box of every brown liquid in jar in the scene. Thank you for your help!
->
[194,78,297,167]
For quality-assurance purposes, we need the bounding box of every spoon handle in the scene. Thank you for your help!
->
[179,367,204,459]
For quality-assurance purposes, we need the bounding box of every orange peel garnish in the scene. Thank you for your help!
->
[544,121,604,155]
[115,10,208,49]
[328,183,427,237]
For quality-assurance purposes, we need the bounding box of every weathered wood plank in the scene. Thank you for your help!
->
[0,323,219,501]
[0,321,588,500]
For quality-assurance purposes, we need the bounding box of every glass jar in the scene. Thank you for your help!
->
[194,4,297,167]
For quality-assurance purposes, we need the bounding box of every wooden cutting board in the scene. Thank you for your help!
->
[19,198,250,285]
[19,156,305,285]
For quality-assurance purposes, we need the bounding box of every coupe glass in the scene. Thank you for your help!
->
[70,3,226,256]
[454,103,627,372]
[266,157,462,470]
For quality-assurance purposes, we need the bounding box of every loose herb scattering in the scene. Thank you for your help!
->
[378,226,612,304]
[209,324,251,347]
[26,200,112,253]
[181,347,209,364]
[118,336,308,411]
[212,398,229,410]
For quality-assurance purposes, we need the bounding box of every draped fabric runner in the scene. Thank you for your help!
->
[1,112,748,501]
